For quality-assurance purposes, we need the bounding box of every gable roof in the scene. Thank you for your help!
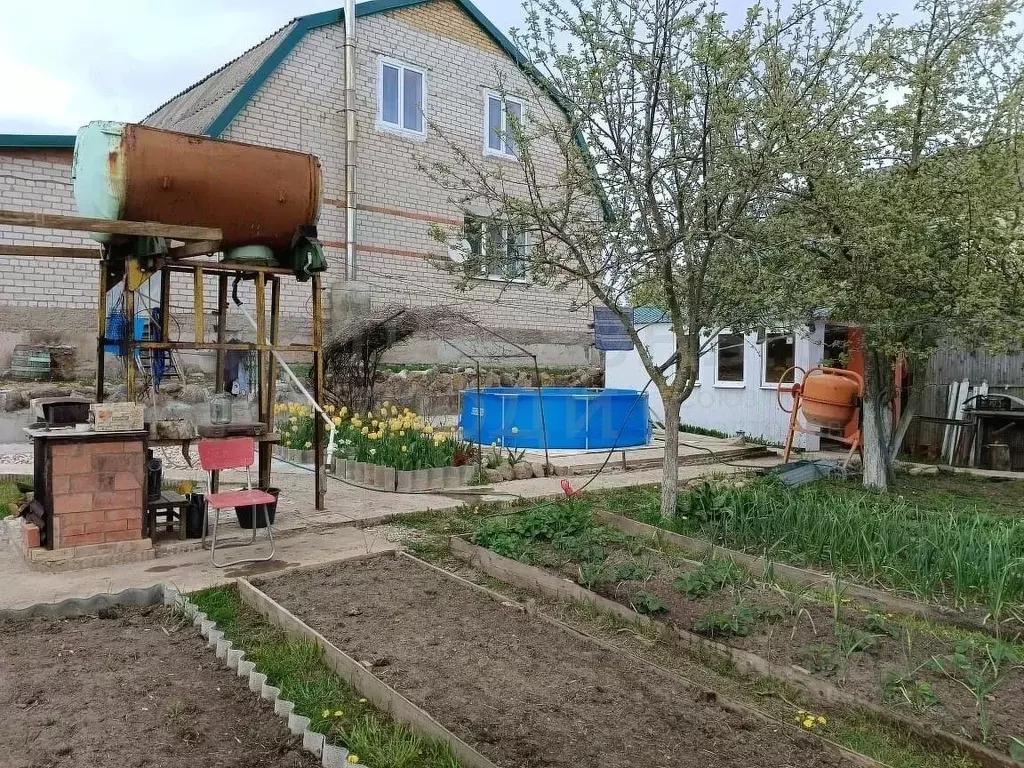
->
[144,0,540,139]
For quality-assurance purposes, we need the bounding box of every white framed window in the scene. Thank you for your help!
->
[464,216,529,282]
[484,91,524,158]
[715,332,745,387]
[762,331,796,386]
[378,57,426,137]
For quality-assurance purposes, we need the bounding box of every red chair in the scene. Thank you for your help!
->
[197,437,276,567]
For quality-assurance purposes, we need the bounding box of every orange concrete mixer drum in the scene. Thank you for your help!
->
[779,366,864,468]
[799,368,862,428]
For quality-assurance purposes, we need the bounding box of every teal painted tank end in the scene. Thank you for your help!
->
[71,121,127,242]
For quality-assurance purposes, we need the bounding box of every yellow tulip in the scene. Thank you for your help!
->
[332,416,342,426]
[390,405,398,416]
[339,405,348,416]
[304,441,312,449]
[361,426,369,435]
[400,445,408,453]
[399,430,405,437]
[326,404,335,414]
[423,424,434,434]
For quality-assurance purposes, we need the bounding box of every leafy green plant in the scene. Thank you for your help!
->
[930,639,1023,743]
[1010,737,1024,761]
[484,442,503,470]
[836,624,878,655]
[865,611,902,639]
[505,446,527,467]
[883,669,940,712]
[578,561,610,589]
[612,560,655,582]
[673,557,751,598]
[795,642,840,673]
[694,603,756,637]
[631,591,667,614]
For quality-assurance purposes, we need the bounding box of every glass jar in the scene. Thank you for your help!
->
[210,393,233,425]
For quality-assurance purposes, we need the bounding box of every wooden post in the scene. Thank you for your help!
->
[261,277,281,490]
[96,258,108,403]
[159,268,171,342]
[215,275,228,394]
[312,274,326,510]
[193,268,204,344]
[124,277,136,400]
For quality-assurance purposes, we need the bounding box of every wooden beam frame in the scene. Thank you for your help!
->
[1,245,101,259]
[0,209,221,241]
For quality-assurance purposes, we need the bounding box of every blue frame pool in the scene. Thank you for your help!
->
[460,387,650,450]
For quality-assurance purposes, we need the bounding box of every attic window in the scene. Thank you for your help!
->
[379,58,425,137]
[485,92,524,158]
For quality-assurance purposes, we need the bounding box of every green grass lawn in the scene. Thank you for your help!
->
[0,481,22,519]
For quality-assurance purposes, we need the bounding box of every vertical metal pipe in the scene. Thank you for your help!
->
[312,273,326,510]
[215,275,228,393]
[124,279,136,400]
[344,0,357,281]
[95,257,108,403]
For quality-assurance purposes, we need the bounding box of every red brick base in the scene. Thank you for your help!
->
[50,438,145,550]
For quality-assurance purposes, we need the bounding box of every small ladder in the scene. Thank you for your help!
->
[135,319,185,390]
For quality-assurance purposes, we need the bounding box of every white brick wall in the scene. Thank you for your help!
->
[222,2,594,335]
[0,0,595,357]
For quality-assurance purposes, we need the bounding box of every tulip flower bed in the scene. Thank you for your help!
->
[274,401,476,489]
[463,498,1024,762]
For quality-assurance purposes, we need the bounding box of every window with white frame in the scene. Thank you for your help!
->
[762,331,796,385]
[485,92,524,157]
[464,216,528,281]
[715,332,745,385]
[379,58,425,136]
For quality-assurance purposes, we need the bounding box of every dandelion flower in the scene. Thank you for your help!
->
[358,698,367,703]
[816,716,826,725]
[347,755,359,764]
[400,445,408,452]
[334,709,344,717]
[802,718,815,728]
[321,709,331,718]
[304,441,312,449]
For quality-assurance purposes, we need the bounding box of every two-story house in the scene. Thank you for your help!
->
[0,0,597,374]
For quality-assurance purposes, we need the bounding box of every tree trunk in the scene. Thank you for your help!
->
[861,348,893,490]
[888,383,922,464]
[661,391,681,518]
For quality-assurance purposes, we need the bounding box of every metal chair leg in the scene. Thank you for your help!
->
[208,503,275,569]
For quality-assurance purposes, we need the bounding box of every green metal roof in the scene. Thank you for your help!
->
[632,306,670,325]
[0,134,75,148]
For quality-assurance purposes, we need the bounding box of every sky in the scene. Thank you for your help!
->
[0,0,907,136]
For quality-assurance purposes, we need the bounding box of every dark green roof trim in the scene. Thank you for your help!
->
[204,0,613,222]
[0,134,76,148]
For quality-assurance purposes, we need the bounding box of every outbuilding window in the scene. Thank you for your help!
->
[762,332,796,385]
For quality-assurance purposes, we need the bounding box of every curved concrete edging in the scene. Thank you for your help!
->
[164,587,366,768]
[0,585,166,621]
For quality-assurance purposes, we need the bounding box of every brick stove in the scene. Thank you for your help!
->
[25,427,152,567]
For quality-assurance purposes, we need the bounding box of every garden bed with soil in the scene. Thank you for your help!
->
[252,554,860,768]
[0,604,317,768]
[465,500,1024,760]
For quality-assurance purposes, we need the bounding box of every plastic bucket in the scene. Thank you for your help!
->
[234,487,280,529]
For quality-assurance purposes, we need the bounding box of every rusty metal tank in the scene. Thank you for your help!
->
[72,121,322,251]
[798,367,863,428]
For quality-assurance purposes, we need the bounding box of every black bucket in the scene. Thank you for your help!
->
[234,487,280,529]
[185,493,206,539]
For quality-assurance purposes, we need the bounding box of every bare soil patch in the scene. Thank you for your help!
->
[255,555,857,768]
[0,605,318,768]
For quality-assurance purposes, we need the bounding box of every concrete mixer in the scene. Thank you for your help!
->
[779,366,863,467]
